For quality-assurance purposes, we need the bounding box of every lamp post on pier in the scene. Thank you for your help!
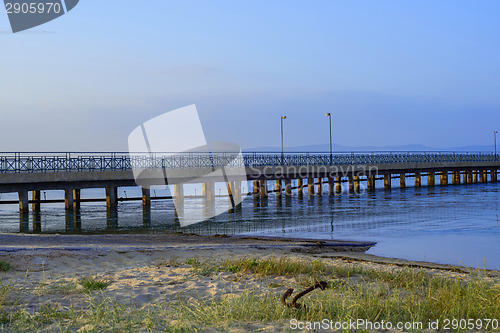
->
[281,115,286,164]
[325,113,332,164]
[495,131,498,158]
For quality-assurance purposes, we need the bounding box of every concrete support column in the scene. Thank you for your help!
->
[453,171,460,185]
[275,180,282,196]
[233,181,242,201]
[473,170,479,183]
[462,171,468,183]
[400,174,406,188]
[440,171,448,185]
[414,172,421,188]
[353,176,360,193]
[384,174,391,190]
[367,175,375,191]
[174,184,185,217]
[297,179,303,196]
[467,170,473,183]
[348,175,354,193]
[64,189,74,210]
[492,169,498,182]
[260,179,268,197]
[335,177,342,194]
[284,179,292,196]
[73,189,81,209]
[142,187,151,206]
[203,182,214,201]
[316,178,323,195]
[32,190,41,212]
[427,172,435,186]
[479,170,485,183]
[18,191,29,214]
[328,177,334,195]
[105,187,118,208]
[307,178,315,195]
[252,180,260,199]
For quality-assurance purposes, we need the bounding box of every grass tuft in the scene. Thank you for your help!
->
[78,276,111,292]
[0,261,10,272]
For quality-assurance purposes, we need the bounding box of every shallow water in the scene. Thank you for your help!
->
[0,180,499,269]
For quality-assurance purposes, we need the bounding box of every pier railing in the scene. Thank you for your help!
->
[0,152,498,173]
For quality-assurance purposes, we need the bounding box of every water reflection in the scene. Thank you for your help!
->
[1,182,499,268]
[106,207,118,230]
[19,212,29,233]
[33,211,42,233]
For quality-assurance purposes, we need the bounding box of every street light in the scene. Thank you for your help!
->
[325,113,332,163]
[495,131,498,157]
[281,116,286,163]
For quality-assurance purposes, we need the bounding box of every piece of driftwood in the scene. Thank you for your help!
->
[281,281,328,309]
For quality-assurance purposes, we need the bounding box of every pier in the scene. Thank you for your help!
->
[1,152,499,222]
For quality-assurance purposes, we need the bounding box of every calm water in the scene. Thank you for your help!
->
[0,180,499,269]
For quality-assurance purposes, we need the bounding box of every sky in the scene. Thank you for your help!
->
[1,1,500,152]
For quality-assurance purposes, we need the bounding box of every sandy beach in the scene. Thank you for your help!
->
[0,233,498,332]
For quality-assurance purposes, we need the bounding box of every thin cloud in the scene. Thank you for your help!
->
[154,65,221,76]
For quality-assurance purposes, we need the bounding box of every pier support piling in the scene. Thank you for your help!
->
[348,176,354,193]
[260,180,268,198]
[427,172,435,186]
[479,170,485,183]
[414,172,421,188]
[400,173,406,188]
[276,180,282,196]
[297,179,303,196]
[105,187,118,208]
[307,178,315,195]
[328,177,334,195]
[73,189,81,209]
[384,174,391,190]
[367,175,375,191]
[203,182,214,201]
[233,181,242,201]
[284,179,292,196]
[32,190,41,212]
[316,178,323,195]
[253,180,259,199]
[492,169,498,182]
[142,187,151,206]
[64,189,74,210]
[335,177,342,194]
[18,191,29,214]
[353,176,360,193]
[174,183,185,217]
[440,171,448,185]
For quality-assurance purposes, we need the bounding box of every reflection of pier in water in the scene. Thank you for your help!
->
[16,184,472,236]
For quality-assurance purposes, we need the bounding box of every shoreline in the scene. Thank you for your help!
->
[0,232,498,274]
[0,233,498,332]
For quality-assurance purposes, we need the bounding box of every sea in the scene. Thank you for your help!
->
[0,178,499,270]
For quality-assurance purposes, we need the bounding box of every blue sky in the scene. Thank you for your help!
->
[1,1,500,151]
